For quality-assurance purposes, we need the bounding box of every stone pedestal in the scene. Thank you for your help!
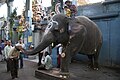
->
[35,68,69,80]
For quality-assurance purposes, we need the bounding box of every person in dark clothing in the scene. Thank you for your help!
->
[0,40,5,61]
[9,58,19,79]
[0,47,2,61]
[19,52,23,68]
[16,39,25,69]
[38,51,43,66]
[0,47,2,54]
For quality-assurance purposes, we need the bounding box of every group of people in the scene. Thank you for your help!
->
[0,39,57,79]
[1,25,60,80]
[64,0,77,18]
[0,39,25,79]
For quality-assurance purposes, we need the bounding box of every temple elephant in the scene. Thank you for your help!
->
[25,14,102,75]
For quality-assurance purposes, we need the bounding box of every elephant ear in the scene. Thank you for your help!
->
[68,18,85,38]
[63,16,71,30]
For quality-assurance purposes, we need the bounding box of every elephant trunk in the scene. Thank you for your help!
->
[25,31,54,55]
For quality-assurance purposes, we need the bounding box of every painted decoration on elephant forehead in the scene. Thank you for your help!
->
[44,22,52,35]
[51,19,59,25]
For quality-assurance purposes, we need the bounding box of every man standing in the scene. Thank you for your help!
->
[16,39,25,68]
[0,40,4,61]
[8,44,23,79]
[4,40,12,72]
[0,45,2,61]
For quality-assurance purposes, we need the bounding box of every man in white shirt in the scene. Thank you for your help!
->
[38,52,52,70]
[4,40,12,72]
[38,46,52,66]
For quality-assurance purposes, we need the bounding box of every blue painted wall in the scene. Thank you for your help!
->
[76,0,120,67]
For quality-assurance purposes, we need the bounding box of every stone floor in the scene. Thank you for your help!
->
[69,61,120,80]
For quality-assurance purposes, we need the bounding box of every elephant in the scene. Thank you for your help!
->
[25,14,102,76]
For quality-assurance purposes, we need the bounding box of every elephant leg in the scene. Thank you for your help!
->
[60,36,85,73]
[60,47,71,73]
[60,46,71,78]
[60,31,85,78]
[93,53,99,70]
[93,43,102,70]
[87,55,94,68]
[87,53,99,70]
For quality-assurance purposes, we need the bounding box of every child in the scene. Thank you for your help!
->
[64,6,71,17]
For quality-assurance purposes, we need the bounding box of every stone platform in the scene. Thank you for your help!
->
[35,68,69,80]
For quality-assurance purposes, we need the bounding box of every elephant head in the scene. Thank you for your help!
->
[26,14,70,55]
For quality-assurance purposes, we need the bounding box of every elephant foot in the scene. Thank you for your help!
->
[59,72,70,79]
[93,64,99,70]
[87,64,99,70]
[87,63,93,69]
[93,67,99,71]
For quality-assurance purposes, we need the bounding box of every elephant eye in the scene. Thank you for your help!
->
[60,28,64,33]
